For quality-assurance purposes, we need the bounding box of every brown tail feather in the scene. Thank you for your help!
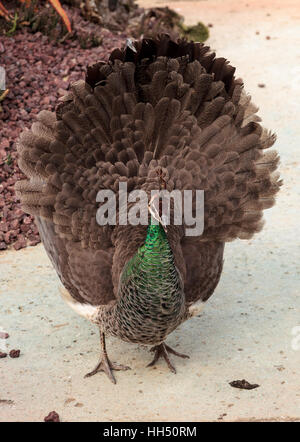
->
[17,34,281,248]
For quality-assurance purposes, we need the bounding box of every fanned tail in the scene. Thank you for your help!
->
[16,34,281,247]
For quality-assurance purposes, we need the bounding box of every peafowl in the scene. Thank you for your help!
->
[16,35,281,383]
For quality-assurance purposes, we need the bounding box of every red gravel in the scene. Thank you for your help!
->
[0,27,126,251]
[0,352,7,358]
[44,411,60,422]
[9,349,21,358]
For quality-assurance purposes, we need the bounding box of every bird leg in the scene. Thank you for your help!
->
[84,330,130,384]
[147,342,189,374]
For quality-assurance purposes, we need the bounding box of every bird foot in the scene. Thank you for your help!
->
[84,355,130,384]
[147,343,189,374]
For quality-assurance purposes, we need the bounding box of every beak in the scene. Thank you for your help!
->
[148,194,168,232]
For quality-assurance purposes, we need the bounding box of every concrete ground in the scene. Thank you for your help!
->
[0,0,300,422]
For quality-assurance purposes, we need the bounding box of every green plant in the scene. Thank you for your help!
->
[6,12,18,35]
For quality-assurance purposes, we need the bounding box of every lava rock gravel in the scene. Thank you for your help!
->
[0,27,126,251]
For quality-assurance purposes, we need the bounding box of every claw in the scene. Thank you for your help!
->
[84,331,130,384]
[147,342,189,373]
[85,358,130,384]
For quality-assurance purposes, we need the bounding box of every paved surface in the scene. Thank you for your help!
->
[0,0,299,422]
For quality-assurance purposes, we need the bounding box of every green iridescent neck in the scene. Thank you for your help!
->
[120,221,174,285]
[142,221,168,252]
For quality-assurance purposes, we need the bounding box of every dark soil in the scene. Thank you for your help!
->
[0,26,126,251]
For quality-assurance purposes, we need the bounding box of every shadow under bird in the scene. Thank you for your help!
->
[16,35,281,383]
